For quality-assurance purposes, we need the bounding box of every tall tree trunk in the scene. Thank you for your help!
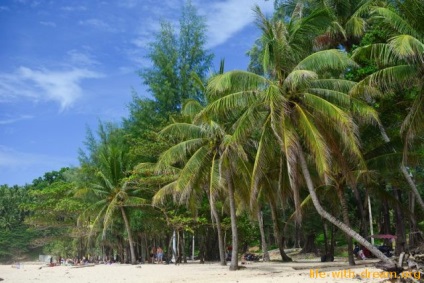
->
[393,187,406,256]
[378,124,424,211]
[380,196,391,247]
[198,231,206,264]
[257,209,270,262]
[335,184,355,265]
[323,220,329,256]
[227,170,239,271]
[298,149,394,265]
[269,198,292,261]
[330,222,335,258]
[294,223,301,248]
[207,188,226,265]
[352,186,368,236]
[301,233,317,254]
[120,206,136,264]
[182,231,187,263]
[409,192,424,247]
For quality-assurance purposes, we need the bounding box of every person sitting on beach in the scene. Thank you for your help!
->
[156,246,164,264]
[353,243,367,260]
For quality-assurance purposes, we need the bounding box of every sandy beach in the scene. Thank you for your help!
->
[0,259,390,283]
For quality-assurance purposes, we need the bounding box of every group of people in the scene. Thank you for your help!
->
[150,246,164,264]
[353,243,370,260]
[353,242,394,260]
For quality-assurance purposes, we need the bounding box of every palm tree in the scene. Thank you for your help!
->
[76,124,145,264]
[202,6,394,264]
[157,98,254,270]
[276,0,385,51]
[155,101,228,266]
[352,0,424,211]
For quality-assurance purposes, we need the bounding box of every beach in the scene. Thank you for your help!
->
[0,259,390,283]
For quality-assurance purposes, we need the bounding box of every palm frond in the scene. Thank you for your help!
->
[401,89,424,152]
[123,196,147,207]
[284,70,318,91]
[182,99,204,120]
[388,35,424,63]
[160,123,203,141]
[157,138,206,168]
[345,16,366,38]
[207,70,268,96]
[355,65,417,91]
[293,103,330,177]
[311,79,356,92]
[176,146,211,204]
[372,7,420,38]
[152,181,178,206]
[230,103,267,144]
[352,43,399,66]
[197,90,262,121]
[295,49,358,73]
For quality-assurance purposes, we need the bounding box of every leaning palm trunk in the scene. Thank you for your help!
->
[120,206,136,264]
[378,124,424,211]
[298,150,394,265]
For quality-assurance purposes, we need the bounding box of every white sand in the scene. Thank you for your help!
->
[0,259,390,283]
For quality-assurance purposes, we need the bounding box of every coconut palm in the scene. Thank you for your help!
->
[202,6,394,264]
[277,0,384,51]
[157,98,254,270]
[155,101,228,266]
[76,124,145,264]
[351,0,424,211]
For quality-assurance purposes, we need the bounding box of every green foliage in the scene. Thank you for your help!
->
[0,185,40,262]
[21,168,83,258]
[236,214,261,250]
[123,96,170,164]
[0,226,38,262]
[9,0,424,265]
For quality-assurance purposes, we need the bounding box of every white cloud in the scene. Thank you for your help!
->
[67,50,99,67]
[129,0,273,52]
[0,115,33,125]
[0,67,102,110]
[200,0,274,48]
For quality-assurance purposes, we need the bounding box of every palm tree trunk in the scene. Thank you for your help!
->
[269,198,292,261]
[298,149,394,265]
[409,192,424,246]
[352,186,368,236]
[226,170,239,271]
[393,187,406,256]
[207,188,226,265]
[378,124,424,211]
[257,209,270,262]
[210,155,226,265]
[120,206,136,264]
[335,184,355,265]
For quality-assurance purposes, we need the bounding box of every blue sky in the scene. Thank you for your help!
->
[0,0,274,186]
